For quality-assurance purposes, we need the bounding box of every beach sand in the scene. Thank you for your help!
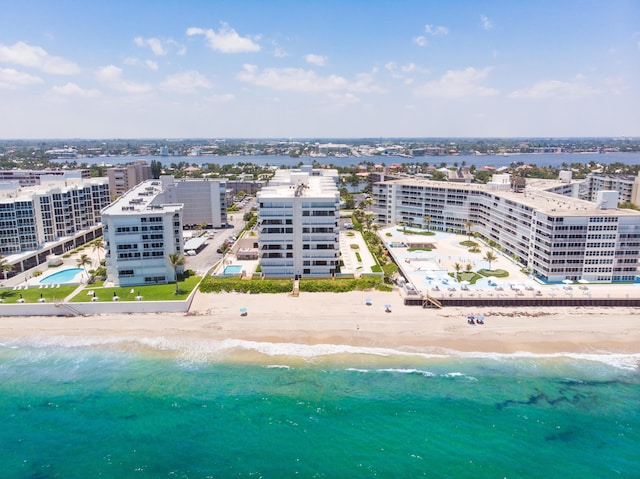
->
[1,289,639,355]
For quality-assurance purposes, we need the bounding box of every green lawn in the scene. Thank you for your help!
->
[0,285,77,304]
[70,275,201,302]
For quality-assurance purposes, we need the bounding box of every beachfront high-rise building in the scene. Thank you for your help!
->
[101,180,184,287]
[106,160,152,200]
[101,176,227,286]
[257,166,340,278]
[372,176,640,284]
[0,176,110,274]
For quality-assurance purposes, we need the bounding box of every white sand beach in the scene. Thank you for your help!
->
[1,289,639,356]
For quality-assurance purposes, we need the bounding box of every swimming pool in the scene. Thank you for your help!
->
[223,265,243,275]
[39,268,84,284]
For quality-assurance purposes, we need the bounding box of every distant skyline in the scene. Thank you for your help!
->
[1,0,639,139]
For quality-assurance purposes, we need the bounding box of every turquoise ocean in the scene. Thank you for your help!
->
[1,336,638,479]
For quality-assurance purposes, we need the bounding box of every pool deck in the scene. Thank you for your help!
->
[380,225,640,307]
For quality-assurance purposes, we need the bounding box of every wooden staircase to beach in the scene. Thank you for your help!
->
[422,295,442,309]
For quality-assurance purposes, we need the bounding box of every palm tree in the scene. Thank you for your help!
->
[483,251,498,270]
[453,262,462,281]
[364,214,375,231]
[168,253,186,294]
[423,215,431,231]
[465,262,473,272]
[92,238,104,265]
[0,255,13,280]
[76,253,92,280]
[464,220,473,241]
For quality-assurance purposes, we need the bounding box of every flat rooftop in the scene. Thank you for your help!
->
[101,180,182,215]
[382,177,640,217]
[258,175,338,199]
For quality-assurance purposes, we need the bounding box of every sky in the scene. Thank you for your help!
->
[0,0,639,139]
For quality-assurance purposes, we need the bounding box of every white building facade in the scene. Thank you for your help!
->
[0,177,110,273]
[257,169,340,278]
[372,177,640,284]
[101,180,184,287]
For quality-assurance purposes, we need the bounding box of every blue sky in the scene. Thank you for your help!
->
[1,0,638,138]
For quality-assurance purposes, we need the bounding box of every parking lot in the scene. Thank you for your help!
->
[183,215,247,276]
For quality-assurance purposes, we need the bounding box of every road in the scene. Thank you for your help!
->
[184,204,253,276]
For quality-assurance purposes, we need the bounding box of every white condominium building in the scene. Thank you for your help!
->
[579,172,640,205]
[0,177,110,273]
[372,176,640,284]
[101,180,184,287]
[257,167,340,278]
[101,176,228,286]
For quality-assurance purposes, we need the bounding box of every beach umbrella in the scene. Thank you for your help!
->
[384,304,392,312]
[562,279,573,284]
[240,307,248,316]
[365,298,372,305]
[459,280,471,285]
[577,279,589,284]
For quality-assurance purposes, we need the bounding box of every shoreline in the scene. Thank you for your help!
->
[1,291,640,364]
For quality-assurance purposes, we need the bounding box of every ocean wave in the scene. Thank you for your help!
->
[2,335,639,372]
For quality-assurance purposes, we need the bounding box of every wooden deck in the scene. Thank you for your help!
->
[405,295,640,308]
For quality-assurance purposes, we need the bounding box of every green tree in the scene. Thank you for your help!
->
[453,262,462,281]
[465,220,473,241]
[483,251,498,270]
[92,238,104,264]
[150,159,163,179]
[168,253,186,294]
[0,255,13,280]
[76,253,92,279]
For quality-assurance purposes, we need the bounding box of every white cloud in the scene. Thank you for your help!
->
[0,41,80,75]
[160,70,212,93]
[413,36,428,47]
[0,67,43,89]
[414,67,499,98]
[325,92,360,109]
[134,37,185,56]
[134,36,167,56]
[96,65,152,93]
[237,64,383,94]
[207,93,235,103]
[304,54,327,67]
[124,57,159,71]
[480,15,493,30]
[186,23,260,53]
[50,82,100,97]
[508,77,609,100]
[386,62,428,80]
[424,24,449,36]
